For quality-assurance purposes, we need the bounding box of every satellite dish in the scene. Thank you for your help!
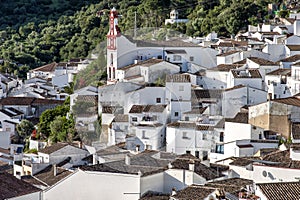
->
[262,170,267,177]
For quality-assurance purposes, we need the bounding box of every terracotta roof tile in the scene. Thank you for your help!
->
[129,105,167,113]
[166,74,191,83]
[31,62,57,72]
[217,50,240,57]
[266,68,291,76]
[39,143,68,154]
[0,97,63,106]
[0,172,40,199]
[257,182,300,200]
[247,57,278,65]
[231,69,262,78]
[287,45,300,51]
[272,96,300,107]
[226,112,248,124]
[171,185,220,200]
[210,64,243,72]
[280,54,300,62]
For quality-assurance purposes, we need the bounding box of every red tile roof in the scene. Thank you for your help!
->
[31,62,57,72]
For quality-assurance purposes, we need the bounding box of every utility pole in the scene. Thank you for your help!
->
[134,11,137,39]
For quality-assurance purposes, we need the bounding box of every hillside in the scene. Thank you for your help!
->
[0,0,281,79]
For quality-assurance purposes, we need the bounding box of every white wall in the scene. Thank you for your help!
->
[9,192,41,200]
[44,170,141,200]
[253,164,300,183]
[0,131,10,149]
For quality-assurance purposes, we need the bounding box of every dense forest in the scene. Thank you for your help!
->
[0,0,283,79]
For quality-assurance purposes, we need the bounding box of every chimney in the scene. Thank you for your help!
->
[171,188,177,196]
[188,159,195,171]
[125,154,131,165]
[53,164,57,176]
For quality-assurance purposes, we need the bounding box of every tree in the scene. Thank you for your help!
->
[16,119,35,139]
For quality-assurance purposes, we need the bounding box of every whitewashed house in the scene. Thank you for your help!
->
[222,85,267,118]
[166,121,218,160]
[165,74,192,122]
[216,50,240,65]
[165,9,188,25]
[210,139,278,163]
[290,62,300,95]
[265,68,291,99]
[227,68,263,90]
[126,104,168,151]
[116,58,180,84]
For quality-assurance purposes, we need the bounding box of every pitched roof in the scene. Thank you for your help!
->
[287,45,300,51]
[257,182,300,200]
[166,74,191,83]
[272,96,300,107]
[167,122,214,131]
[183,107,207,115]
[261,150,300,169]
[81,150,176,177]
[229,157,259,167]
[225,112,248,124]
[231,69,262,78]
[280,54,300,62]
[225,84,246,91]
[192,89,223,99]
[119,58,164,71]
[247,57,277,65]
[165,50,187,54]
[0,97,63,106]
[33,164,73,186]
[171,158,223,180]
[31,62,57,72]
[266,68,291,76]
[205,178,253,197]
[0,172,40,199]
[39,143,68,154]
[210,64,243,72]
[113,114,129,122]
[217,50,240,57]
[129,105,167,113]
[171,185,219,200]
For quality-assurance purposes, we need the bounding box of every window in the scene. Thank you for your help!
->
[6,128,11,132]
[190,56,194,61]
[156,98,161,103]
[186,150,191,154]
[142,130,148,139]
[173,55,181,61]
[174,112,179,117]
[220,132,224,142]
[195,151,199,158]
[182,132,188,139]
[132,117,137,122]
[202,133,207,140]
[179,85,184,91]
[202,151,208,161]
[185,116,189,121]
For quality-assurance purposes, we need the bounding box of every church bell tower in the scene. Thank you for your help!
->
[107,7,121,84]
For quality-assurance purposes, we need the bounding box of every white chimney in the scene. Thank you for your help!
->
[125,154,131,165]
[188,160,195,171]
[171,188,177,196]
[53,164,57,176]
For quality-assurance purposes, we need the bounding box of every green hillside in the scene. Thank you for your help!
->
[0,0,281,79]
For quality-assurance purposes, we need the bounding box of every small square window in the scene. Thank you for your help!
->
[156,98,161,103]
[202,133,207,140]
[182,132,188,139]
[195,151,199,158]
[174,112,179,117]
[186,150,191,154]
[190,56,194,61]
[132,117,137,122]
